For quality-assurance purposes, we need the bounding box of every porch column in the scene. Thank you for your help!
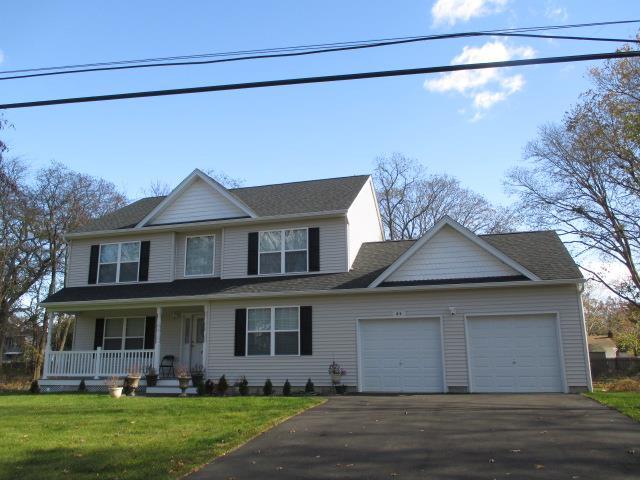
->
[42,311,54,379]
[202,303,211,376]
[153,307,162,372]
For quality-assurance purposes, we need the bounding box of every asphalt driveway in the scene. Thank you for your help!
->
[189,395,640,480]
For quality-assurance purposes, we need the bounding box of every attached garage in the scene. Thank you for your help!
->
[358,317,444,393]
[466,314,566,393]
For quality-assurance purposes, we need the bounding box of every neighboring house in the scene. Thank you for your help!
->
[41,169,592,394]
[2,328,28,364]
[588,335,618,359]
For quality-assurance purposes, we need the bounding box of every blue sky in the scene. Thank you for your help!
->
[1,1,638,204]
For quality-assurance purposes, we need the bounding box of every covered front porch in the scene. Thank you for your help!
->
[42,304,210,379]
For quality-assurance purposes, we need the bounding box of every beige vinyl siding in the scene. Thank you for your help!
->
[174,230,222,279]
[66,233,174,287]
[221,217,348,278]
[205,285,589,389]
[388,225,518,281]
[346,179,384,268]
[149,177,247,225]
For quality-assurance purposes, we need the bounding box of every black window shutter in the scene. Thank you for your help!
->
[300,306,312,355]
[247,232,259,275]
[88,245,100,284]
[308,228,320,272]
[139,241,151,281]
[234,309,247,356]
[144,316,156,349]
[93,318,105,350]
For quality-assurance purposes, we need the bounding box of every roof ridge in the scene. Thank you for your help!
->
[229,174,370,191]
[364,239,416,244]
[481,229,556,236]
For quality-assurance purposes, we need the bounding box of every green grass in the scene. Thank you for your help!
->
[0,393,323,480]
[586,391,640,422]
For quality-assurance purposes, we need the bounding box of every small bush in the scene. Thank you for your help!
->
[196,382,206,396]
[305,378,314,394]
[607,377,640,392]
[29,380,40,394]
[78,379,87,393]
[216,375,229,396]
[283,379,291,396]
[263,378,273,396]
[204,379,215,395]
[238,376,249,396]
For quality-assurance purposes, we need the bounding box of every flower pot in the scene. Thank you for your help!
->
[108,386,123,398]
[145,374,158,387]
[124,375,141,396]
[330,373,343,385]
[191,373,204,387]
[178,376,190,397]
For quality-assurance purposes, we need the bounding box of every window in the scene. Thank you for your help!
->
[258,229,307,275]
[247,307,299,356]
[98,242,140,283]
[185,235,215,276]
[103,317,146,350]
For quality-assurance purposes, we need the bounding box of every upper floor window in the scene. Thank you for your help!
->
[185,235,215,276]
[259,229,307,275]
[98,242,140,283]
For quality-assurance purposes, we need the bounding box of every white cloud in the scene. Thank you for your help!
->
[424,40,535,119]
[431,0,509,26]
[545,2,568,21]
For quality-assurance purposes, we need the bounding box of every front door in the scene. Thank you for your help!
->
[183,314,205,369]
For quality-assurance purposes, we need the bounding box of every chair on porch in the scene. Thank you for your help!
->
[159,355,175,378]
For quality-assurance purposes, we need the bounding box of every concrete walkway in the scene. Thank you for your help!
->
[189,394,640,479]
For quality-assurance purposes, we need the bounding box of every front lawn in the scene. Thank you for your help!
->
[0,393,322,480]
[586,391,640,422]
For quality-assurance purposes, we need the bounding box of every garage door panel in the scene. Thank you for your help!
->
[360,318,443,393]
[468,315,564,393]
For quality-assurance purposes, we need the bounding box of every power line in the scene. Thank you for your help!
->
[1,18,638,79]
[2,50,639,110]
[1,31,638,82]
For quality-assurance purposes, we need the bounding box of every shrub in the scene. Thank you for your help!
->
[283,379,291,396]
[196,382,206,396]
[238,376,249,396]
[263,378,273,396]
[205,379,215,395]
[78,379,87,393]
[607,377,640,392]
[29,380,40,394]
[216,375,229,396]
[305,378,314,394]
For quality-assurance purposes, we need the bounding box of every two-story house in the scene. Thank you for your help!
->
[41,169,592,394]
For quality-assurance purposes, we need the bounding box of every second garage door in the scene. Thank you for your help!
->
[467,314,565,393]
[359,318,444,393]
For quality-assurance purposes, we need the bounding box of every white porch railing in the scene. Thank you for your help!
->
[45,348,155,378]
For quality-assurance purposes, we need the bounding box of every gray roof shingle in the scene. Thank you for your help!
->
[72,175,370,233]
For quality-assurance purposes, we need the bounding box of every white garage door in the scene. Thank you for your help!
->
[467,315,564,393]
[360,318,444,393]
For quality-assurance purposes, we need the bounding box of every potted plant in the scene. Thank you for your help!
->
[106,376,123,398]
[190,364,205,387]
[145,365,158,387]
[175,365,191,397]
[125,365,142,397]
[328,361,347,385]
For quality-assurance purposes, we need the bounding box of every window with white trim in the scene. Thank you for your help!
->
[247,307,300,356]
[103,317,146,350]
[98,242,140,283]
[258,229,307,275]
[185,235,215,276]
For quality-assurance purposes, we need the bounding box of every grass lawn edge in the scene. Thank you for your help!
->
[583,391,640,423]
[184,396,327,477]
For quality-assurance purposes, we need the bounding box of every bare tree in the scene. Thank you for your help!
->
[203,169,244,189]
[506,41,640,305]
[142,179,172,197]
[373,153,517,240]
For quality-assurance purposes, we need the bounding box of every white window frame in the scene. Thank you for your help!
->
[184,234,216,277]
[246,306,300,356]
[97,241,141,284]
[257,228,308,275]
[102,317,146,351]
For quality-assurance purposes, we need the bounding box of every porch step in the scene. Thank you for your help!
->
[146,386,198,396]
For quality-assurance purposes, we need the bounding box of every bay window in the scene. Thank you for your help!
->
[247,307,300,356]
[98,242,140,283]
[258,229,307,275]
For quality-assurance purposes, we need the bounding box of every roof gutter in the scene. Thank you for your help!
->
[42,278,585,311]
[64,209,348,240]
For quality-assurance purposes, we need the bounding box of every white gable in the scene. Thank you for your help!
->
[149,177,248,225]
[387,225,519,282]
